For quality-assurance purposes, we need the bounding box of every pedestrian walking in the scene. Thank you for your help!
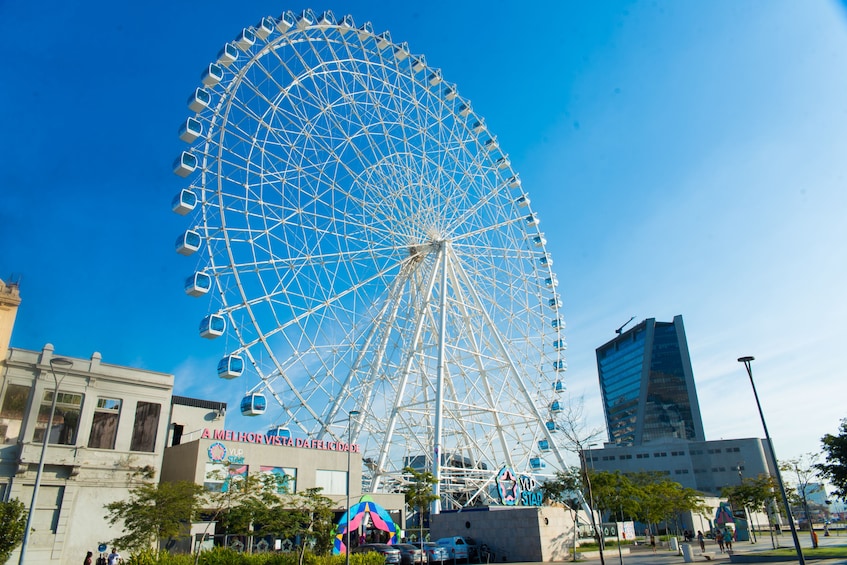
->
[650,533,656,553]
[724,528,733,552]
[697,530,705,552]
[715,530,725,553]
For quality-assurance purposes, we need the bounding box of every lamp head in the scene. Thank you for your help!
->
[50,357,73,370]
[737,356,755,363]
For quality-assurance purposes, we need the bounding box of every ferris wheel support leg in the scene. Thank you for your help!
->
[432,243,449,515]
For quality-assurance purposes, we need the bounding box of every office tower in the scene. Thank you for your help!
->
[596,315,705,446]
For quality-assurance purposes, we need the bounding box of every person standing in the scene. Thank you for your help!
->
[697,531,705,552]
[84,551,93,565]
[724,528,733,552]
[107,548,122,565]
[715,530,725,553]
[650,533,656,553]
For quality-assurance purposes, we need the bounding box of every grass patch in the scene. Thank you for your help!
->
[753,546,847,559]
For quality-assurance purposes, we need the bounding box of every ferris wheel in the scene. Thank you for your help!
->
[172,9,568,508]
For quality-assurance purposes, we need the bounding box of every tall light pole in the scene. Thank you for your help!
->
[19,356,73,565]
[738,356,805,565]
[346,410,360,565]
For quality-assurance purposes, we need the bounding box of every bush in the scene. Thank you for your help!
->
[125,548,386,565]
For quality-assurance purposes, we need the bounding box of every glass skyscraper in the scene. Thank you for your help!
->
[595,316,705,446]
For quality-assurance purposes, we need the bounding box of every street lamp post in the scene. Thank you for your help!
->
[738,356,805,565]
[19,356,74,565]
[346,410,360,565]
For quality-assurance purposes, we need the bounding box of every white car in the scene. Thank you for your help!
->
[435,537,478,562]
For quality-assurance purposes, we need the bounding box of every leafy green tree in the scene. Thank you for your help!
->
[402,467,438,550]
[105,480,205,553]
[818,419,847,499]
[0,498,27,563]
[282,487,336,565]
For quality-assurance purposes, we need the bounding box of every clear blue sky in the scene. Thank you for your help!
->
[2,0,846,467]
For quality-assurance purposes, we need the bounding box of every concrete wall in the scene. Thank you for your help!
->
[431,506,579,562]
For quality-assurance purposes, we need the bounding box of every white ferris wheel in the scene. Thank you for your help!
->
[172,9,568,509]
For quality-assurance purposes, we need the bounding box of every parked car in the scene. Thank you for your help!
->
[435,537,479,562]
[352,543,402,564]
[422,542,450,563]
[394,543,425,565]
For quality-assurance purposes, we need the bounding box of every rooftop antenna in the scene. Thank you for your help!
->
[615,316,635,335]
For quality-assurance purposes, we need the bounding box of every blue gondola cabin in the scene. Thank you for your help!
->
[199,314,226,339]
[241,393,267,416]
[217,355,244,379]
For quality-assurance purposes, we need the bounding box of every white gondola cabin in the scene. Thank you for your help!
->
[276,11,295,33]
[471,119,485,134]
[551,318,565,329]
[496,156,511,169]
[187,87,211,112]
[217,355,244,379]
[201,63,224,86]
[357,22,374,40]
[545,276,558,288]
[199,314,226,339]
[553,339,567,351]
[234,28,256,51]
[216,43,238,67]
[459,103,472,116]
[526,213,540,227]
[172,188,197,215]
[553,380,565,393]
[376,31,391,50]
[444,85,458,100]
[173,151,198,177]
[184,272,212,296]
[545,420,557,432]
[548,296,562,308]
[178,118,203,143]
[553,360,567,371]
[530,457,546,470]
[394,42,410,61]
[508,175,521,188]
[516,194,530,207]
[267,426,291,440]
[411,56,426,73]
[297,9,315,30]
[484,137,499,151]
[428,69,443,86]
[339,15,356,34]
[532,235,546,247]
[316,11,335,30]
[176,230,201,256]
[255,16,276,40]
[550,400,562,413]
[241,393,267,416]
[538,253,551,266]
[538,439,551,452]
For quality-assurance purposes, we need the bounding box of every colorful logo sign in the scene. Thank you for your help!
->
[495,466,543,506]
[208,442,227,462]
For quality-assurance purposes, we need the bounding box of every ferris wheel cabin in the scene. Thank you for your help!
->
[234,28,256,51]
[266,426,291,440]
[276,11,295,33]
[187,87,211,112]
[172,189,198,215]
[184,272,212,297]
[175,230,201,256]
[199,314,226,339]
[217,43,239,67]
[538,439,551,452]
[553,380,566,393]
[530,457,546,470]
[217,355,244,379]
[550,400,562,413]
[201,63,224,87]
[255,17,276,40]
[172,151,198,177]
[178,118,203,143]
[241,393,267,416]
[553,360,567,372]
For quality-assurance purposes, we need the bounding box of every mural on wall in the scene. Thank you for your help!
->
[333,495,400,554]
[495,466,543,506]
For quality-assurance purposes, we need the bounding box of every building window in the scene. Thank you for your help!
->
[315,469,347,495]
[88,398,121,449]
[204,463,248,492]
[130,402,161,452]
[33,391,83,445]
[260,466,297,493]
[0,384,31,444]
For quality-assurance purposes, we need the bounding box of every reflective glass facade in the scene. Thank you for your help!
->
[596,316,704,446]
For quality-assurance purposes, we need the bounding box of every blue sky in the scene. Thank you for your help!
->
[2,1,846,468]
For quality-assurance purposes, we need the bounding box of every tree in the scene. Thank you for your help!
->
[818,419,847,499]
[104,480,205,553]
[627,472,706,538]
[781,453,821,548]
[281,487,336,565]
[0,499,27,563]
[402,467,438,553]
[721,474,779,546]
